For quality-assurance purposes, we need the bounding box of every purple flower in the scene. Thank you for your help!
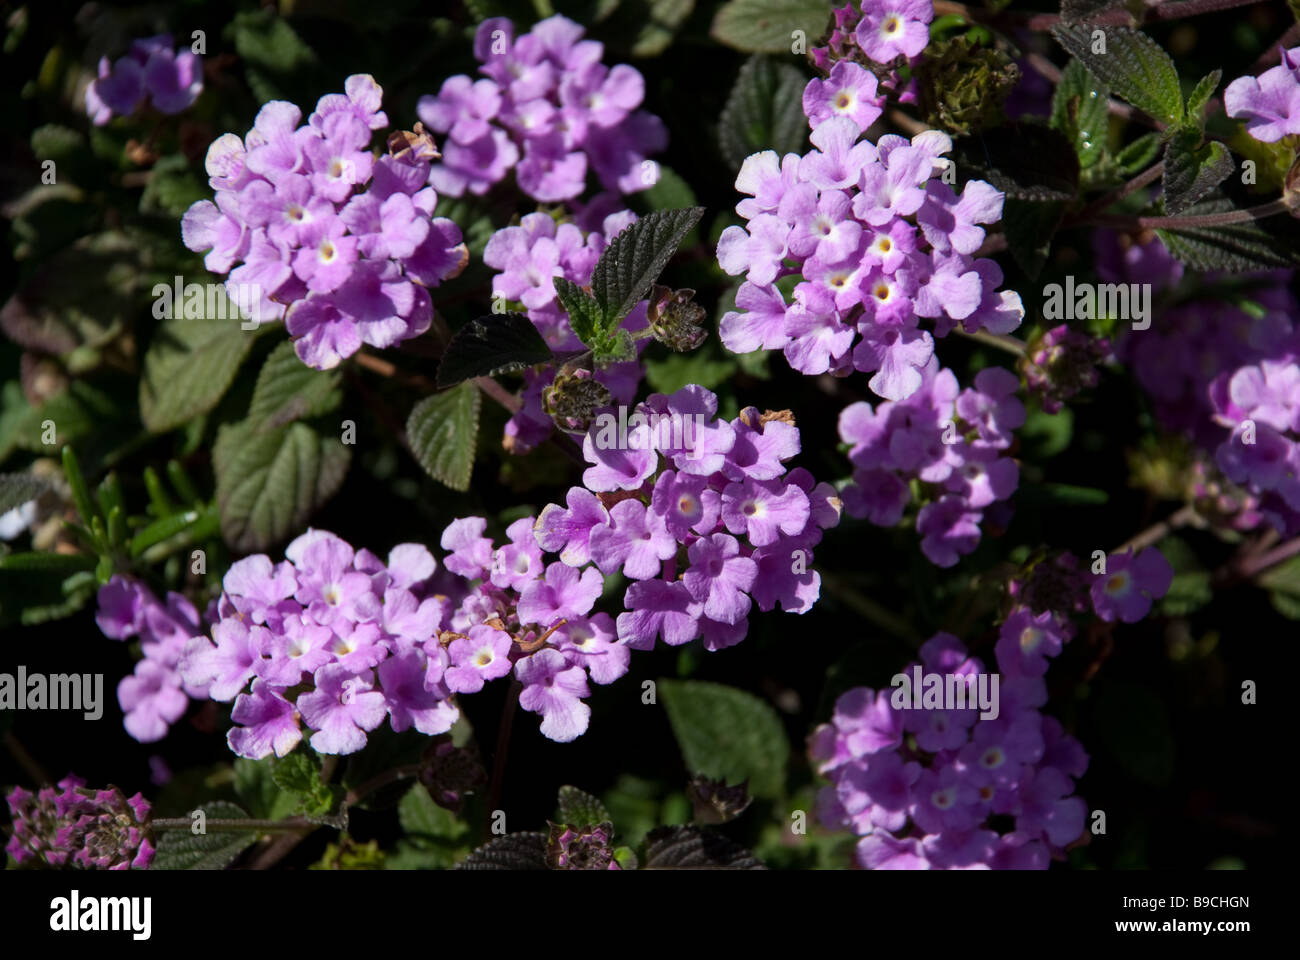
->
[855,0,934,62]
[517,561,604,623]
[297,664,388,754]
[118,660,188,743]
[917,495,983,567]
[179,619,259,702]
[616,579,702,649]
[227,680,303,759]
[589,499,677,579]
[535,487,611,565]
[445,625,515,694]
[515,647,592,742]
[378,649,458,735]
[1225,47,1300,142]
[682,533,758,625]
[803,60,882,132]
[1089,548,1173,623]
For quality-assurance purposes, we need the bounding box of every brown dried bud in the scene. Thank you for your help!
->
[647,285,707,352]
[543,367,613,434]
[387,122,440,164]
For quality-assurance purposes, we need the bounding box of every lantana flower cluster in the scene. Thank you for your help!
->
[84,33,202,125]
[95,574,212,743]
[537,385,842,650]
[810,0,936,101]
[181,75,469,370]
[417,15,666,202]
[5,776,154,870]
[838,358,1023,567]
[484,207,648,453]
[810,628,1087,870]
[717,65,1024,403]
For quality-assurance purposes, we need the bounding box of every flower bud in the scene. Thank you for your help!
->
[647,285,708,352]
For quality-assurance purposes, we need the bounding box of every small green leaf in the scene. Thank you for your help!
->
[718,55,809,171]
[1051,24,1184,127]
[0,474,48,514]
[1163,125,1234,215]
[590,207,705,328]
[407,383,480,492]
[711,0,834,54]
[0,552,97,574]
[248,340,341,430]
[140,306,261,434]
[213,419,350,552]
[553,278,605,346]
[557,785,613,828]
[129,509,204,557]
[592,328,638,367]
[1050,59,1110,170]
[657,679,789,799]
[434,314,554,389]
[61,446,96,530]
[1185,69,1221,122]
[398,783,468,841]
[272,751,342,820]
[1115,131,1163,174]
[152,801,258,870]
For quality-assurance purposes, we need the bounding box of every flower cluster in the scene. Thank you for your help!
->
[810,0,935,101]
[1023,324,1113,415]
[537,386,842,650]
[84,34,202,125]
[809,629,1087,869]
[5,776,153,870]
[484,206,645,452]
[1225,45,1300,143]
[417,15,666,202]
[181,75,469,369]
[718,79,1023,402]
[838,359,1022,566]
[95,575,211,743]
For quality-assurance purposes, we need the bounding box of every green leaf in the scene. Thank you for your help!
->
[644,351,738,393]
[951,124,1080,202]
[406,383,480,492]
[129,509,205,558]
[139,154,205,219]
[1185,69,1221,121]
[592,328,637,366]
[1115,131,1163,174]
[1050,59,1110,170]
[1001,198,1066,279]
[434,314,554,389]
[718,55,809,171]
[398,783,468,841]
[1018,406,1074,460]
[1154,194,1300,271]
[456,833,549,870]
[61,446,96,529]
[1163,125,1234,215]
[248,340,341,430]
[589,207,705,327]
[711,0,835,54]
[152,801,258,870]
[657,679,789,799]
[0,552,97,574]
[0,474,48,514]
[557,785,613,828]
[233,757,300,821]
[272,751,342,820]
[553,278,605,346]
[634,164,698,214]
[1018,482,1109,506]
[1051,24,1184,127]
[140,305,260,433]
[213,419,350,552]
[642,825,765,869]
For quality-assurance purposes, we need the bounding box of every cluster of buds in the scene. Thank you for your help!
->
[5,776,154,870]
[647,285,708,352]
[1008,550,1090,618]
[546,821,620,870]
[543,365,614,434]
[1022,325,1112,414]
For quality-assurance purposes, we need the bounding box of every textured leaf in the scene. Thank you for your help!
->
[1051,25,1184,127]
[590,207,705,326]
[152,801,257,870]
[435,314,553,388]
[1060,0,1122,20]
[1115,131,1162,174]
[456,832,549,870]
[553,278,605,346]
[557,785,613,828]
[248,340,341,430]
[1163,125,1233,214]
[140,305,260,433]
[213,419,350,551]
[1050,59,1109,170]
[0,474,48,514]
[1154,194,1300,271]
[952,124,1080,202]
[642,825,766,869]
[1002,198,1066,279]
[272,751,343,821]
[406,383,480,492]
[718,55,809,171]
[1185,69,1221,121]
[711,0,835,54]
[657,679,789,798]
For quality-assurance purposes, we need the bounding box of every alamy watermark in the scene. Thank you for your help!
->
[152,276,266,330]
[890,666,1000,720]
[0,667,103,720]
[1043,276,1151,331]
[590,405,708,459]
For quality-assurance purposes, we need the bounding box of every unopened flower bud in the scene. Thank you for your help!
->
[543,367,613,434]
[648,285,708,352]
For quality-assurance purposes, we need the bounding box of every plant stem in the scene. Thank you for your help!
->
[1220,535,1300,583]
[486,680,521,817]
[1067,162,1166,227]
[152,817,316,832]
[953,329,1028,357]
[341,763,425,807]
[934,0,1266,30]
[1114,503,1198,554]
[1090,198,1294,231]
